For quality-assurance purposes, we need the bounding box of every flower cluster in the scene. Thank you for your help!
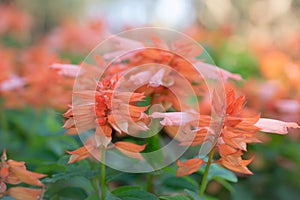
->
[151,87,299,176]
[63,76,148,163]
[0,149,46,200]
[60,35,299,178]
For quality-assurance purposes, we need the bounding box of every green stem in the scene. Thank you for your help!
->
[199,148,215,197]
[0,100,9,148]
[101,148,106,200]
[146,173,154,193]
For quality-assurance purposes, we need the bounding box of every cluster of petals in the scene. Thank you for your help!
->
[0,149,46,200]
[57,35,300,176]
[63,76,148,163]
[151,87,299,176]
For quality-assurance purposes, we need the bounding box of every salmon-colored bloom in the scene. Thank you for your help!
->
[66,134,102,164]
[0,149,46,200]
[46,20,105,54]
[0,75,25,92]
[6,187,44,200]
[114,142,146,161]
[154,87,299,176]
[0,4,32,36]
[150,111,198,126]
[64,76,148,163]
[255,118,299,134]
[50,63,80,77]
[58,35,292,172]
[176,158,204,177]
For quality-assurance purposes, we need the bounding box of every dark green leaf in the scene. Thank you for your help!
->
[159,195,191,200]
[184,190,203,200]
[57,187,88,199]
[206,164,237,183]
[159,176,199,193]
[112,186,159,200]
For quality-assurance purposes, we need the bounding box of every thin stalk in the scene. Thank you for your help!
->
[0,100,9,148]
[199,148,215,197]
[146,173,154,193]
[101,148,106,200]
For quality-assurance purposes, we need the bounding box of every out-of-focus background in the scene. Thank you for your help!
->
[1,0,300,199]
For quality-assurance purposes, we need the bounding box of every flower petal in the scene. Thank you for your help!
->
[7,187,44,200]
[150,111,198,126]
[114,142,146,161]
[50,63,80,77]
[0,182,6,193]
[176,158,203,177]
[7,162,46,186]
[255,118,300,134]
[95,126,112,148]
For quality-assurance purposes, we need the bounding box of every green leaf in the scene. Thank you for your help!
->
[184,190,204,200]
[57,187,88,199]
[35,163,66,174]
[213,178,234,193]
[105,168,123,182]
[203,196,219,200]
[84,194,100,200]
[112,186,142,194]
[159,195,191,200]
[159,176,199,193]
[112,186,159,200]
[43,159,99,184]
[143,134,165,169]
[44,176,94,199]
[105,190,122,200]
[44,168,99,184]
[207,164,237,183]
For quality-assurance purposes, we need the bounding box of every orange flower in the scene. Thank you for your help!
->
[59,36,292,171]
[156,87,300,176]
[0,149,46,200]
[64,76,148,163]
[114,142,146,161]
[6,187,44,200]
[46,20,105,54]
[0,75,25,92]
[218,144,253,174]
[176,158,204,177]
[50,63,80,77]
[66,136,102,164]
[0,4,32,36]
[96,35,241,112]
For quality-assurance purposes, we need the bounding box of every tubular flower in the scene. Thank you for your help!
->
[151,87,299,176]
[94,36,242,111]
[57,35,294,172]
[53,35,242,112]
[64,76,148,163]
[0,149,46,200]
[176,158,204,177]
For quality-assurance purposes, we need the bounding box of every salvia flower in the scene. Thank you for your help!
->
[0,149,46,200]
[151,87,299,176]
[64,76,148,163]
